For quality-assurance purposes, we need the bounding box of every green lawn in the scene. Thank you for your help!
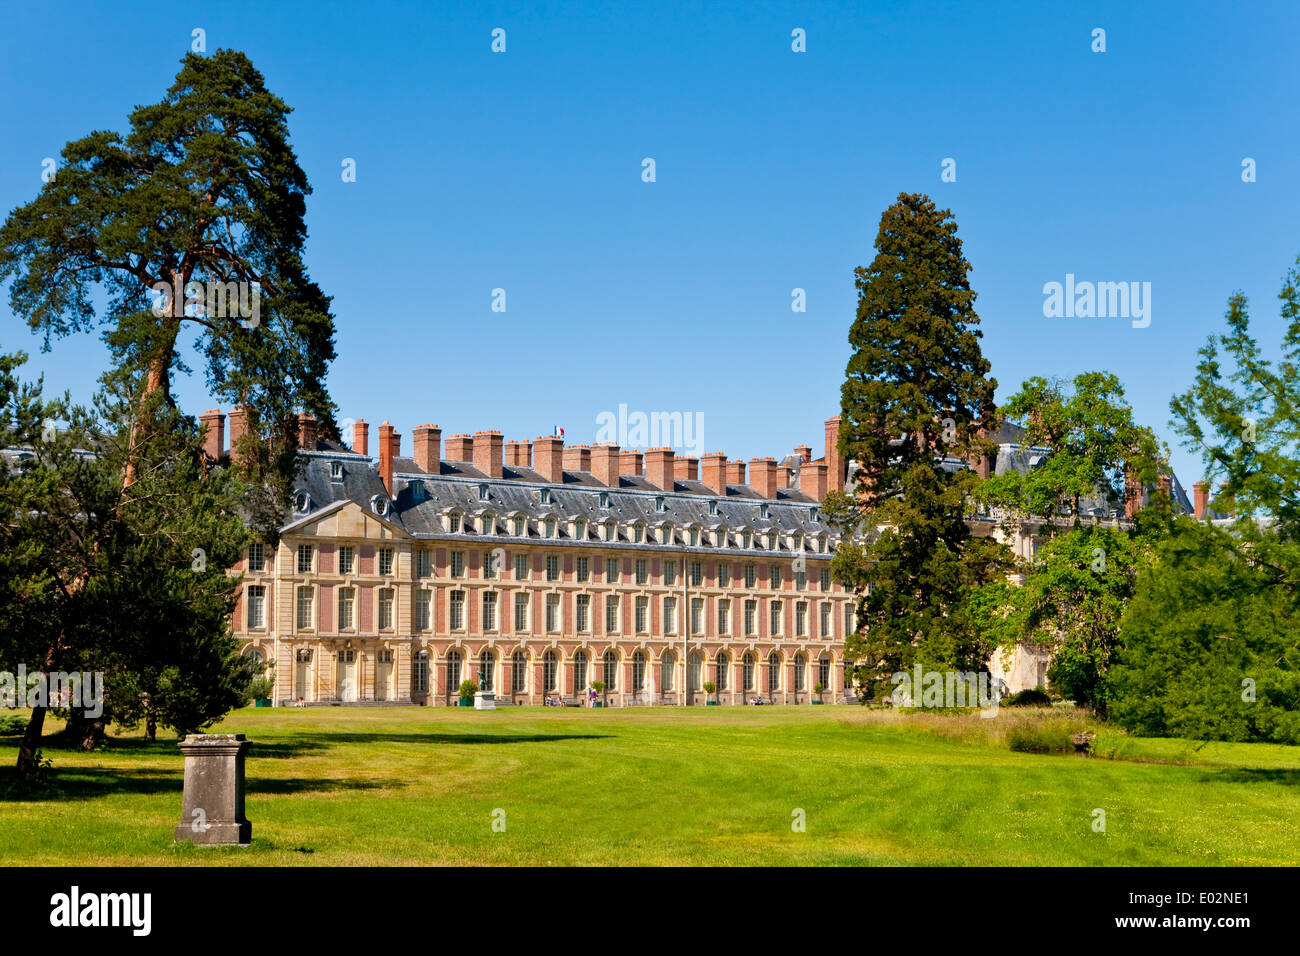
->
[2,706,1298,866]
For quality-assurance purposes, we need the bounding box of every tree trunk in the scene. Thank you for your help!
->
[145,700,157,742]
[15,705,48,777]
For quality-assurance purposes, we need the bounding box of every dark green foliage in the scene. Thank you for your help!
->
[1001,688,1052,708]
[830,194,1011,700]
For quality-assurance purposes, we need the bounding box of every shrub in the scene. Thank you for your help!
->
[702,681,716,695]
[1005,716,1077,753]
[245,677,274,704]
[458,680,479,699]
[1002,688,1052,708]
[0,714,29,735]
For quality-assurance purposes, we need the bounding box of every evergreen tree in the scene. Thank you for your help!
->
[828,193,1011,700]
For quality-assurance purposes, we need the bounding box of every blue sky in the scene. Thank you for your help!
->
[3,0,1298,485]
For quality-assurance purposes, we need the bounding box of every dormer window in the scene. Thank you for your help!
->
[662,524,674,545]
[759,504,770,520]
[482,511,496,535]
[809,506,819,520]
[410,480,426,502]
[633,522,645,544]
[540,488,553,505]
[329,461,344,482]
[478,484,491,501]
[575,518,587,540]
[689,527,699,547]
[793,533,804,551]
[449,512,462,534]
[767,532,777,550]
[741,530,753,549]
[292,489,311,514]
[655,496,667,513]
[369,495,389,517]
[545,518,557,538]
[513,516,526,536]
[598,492,609,509]
[604,519,617,542]
[708,500,719,516]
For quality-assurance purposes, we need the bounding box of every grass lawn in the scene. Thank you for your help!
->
[2,705,1298,866]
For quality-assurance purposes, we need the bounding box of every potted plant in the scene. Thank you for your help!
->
[703,681,718,705]
[590,680,605,707]
[458,679,478,707]
[812,683,825,705]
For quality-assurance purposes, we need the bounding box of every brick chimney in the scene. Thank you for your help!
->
[227,405,250,463]
[413,424,441,473]
[474,430,504,478]
[445,434,472,462]
[777,462,792,490]
[801,461,828,501]
[1156,472,1171,501]
[726,460,746,487]
[591,443,620,487]
[749,458,777,499]
[966,424,993,480]
[645,447,675,491]
[200,409,225,460]
[1193,481,1209,519]
[1124,468,1143,519]
[619,451,644,476]
[701,453,727,494]
[795,443,812,464]
[563,444,592,474]
[297,413,319,451]
[674,456,698,481]
[378,422,400,497]
[352,418,369,456]
[506,440,532,469]
[824,416,843,493]
[534,436,564,483]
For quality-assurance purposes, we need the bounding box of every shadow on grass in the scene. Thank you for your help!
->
[285,732,612,746]
[0,765,399,803]
[1197,768,1300,786]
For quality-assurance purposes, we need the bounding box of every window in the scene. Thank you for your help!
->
[606,558,619,582]
[633,523,644,544]
[820,568,831,591]
[606,595,619,633]
[447,651,462,695]
[479,650,495,691]
[603,650,618,689]
[576,593,590,632]
[818,657,831,692]
[794,654,806,692]
[546,555,559,582]
[795,601,807,637]
[379,588,394,629]
[770,600,783,636]
[573,651,589,693]
[416,591,431,630]
[540,488,553,505]
[450,551,465,578]
[635,596,649,633]
[248,543,265,572]
[246,585,265,629]
[743,652,756,691]
[717,563,730,587]
[846,604,855,636]
[689,527,700,547]
[514,554,528,581]
[717,599,730,635]
[795,569,806,591]
[338,587,354,630]
[820,603,831,639]
[599,492,610,508]
[483,592,498,631]
[296,586,313,629]
[339,546,354,575]
[413,650,429,693]
[632,651,646,690]
[662,524,674,545]
[450,590,465,630]
[379,548,394,576]
[688,652,701,692]
[513,516,526,536]
[768,651,781,694]
[478,483,491,501]
[449,513,462,534]
[330,461,344,481]
[744,599,757,636]
[664,560,677,586]
[690,598,703,635]
[575,519,587,540]
[603,520,617,542]
[716,652,730,691]
[297,544,313,574]
[543,651,558,692]
[742,530,753,550]
[512,651,527,693]
[663,597,677,635]
[544,518,557,538]
[416,549,431,578]
[576,557,589,582]
[514,593,529,632]
[689,561,702,587]
[484,550,498,579]
[545,594,560,632]
[770,566,783,590]
[660,651,675,692]
[635,560,648,585]
[744,563,756,588]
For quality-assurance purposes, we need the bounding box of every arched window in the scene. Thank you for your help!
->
[661,651,675,692]
[447,650,462,698]
[767,651,781,694]
[479,649,495,692]
[413,650,429,693]
[715,652,730,692]
[573,650,589,694]
[511,650,527,694]
[632,651,646,690]
[794,653,806,692]
[688,651,702,692]
[818,656,831,692]
[743,652,756,691]
[543,650,558,693]
[602,650,618,689]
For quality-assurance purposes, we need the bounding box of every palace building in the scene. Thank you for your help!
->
[218,410,856,706]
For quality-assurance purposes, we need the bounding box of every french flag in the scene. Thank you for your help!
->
[553,425,564,438]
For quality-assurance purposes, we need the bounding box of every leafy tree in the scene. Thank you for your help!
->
[828,193,1011,699]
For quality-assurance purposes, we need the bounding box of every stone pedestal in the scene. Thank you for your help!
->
[474,691,496,711]
[173,733,252,846]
